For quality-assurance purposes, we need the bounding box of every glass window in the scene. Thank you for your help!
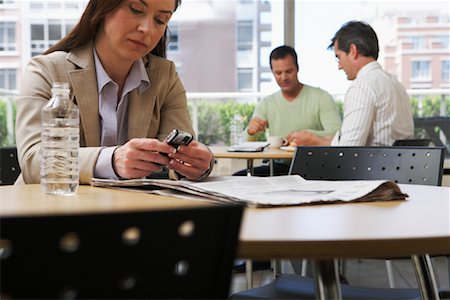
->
[237,20,253,51]
[48,22,62,41]
[411,36,426,49]
[66,22,75,34]
[31,24,44,40]
[442,60,450,81]
[29,2,43,9]
[437,35,449,49]
[0,68,17,90]
[0,22,16,51]
[168,23,179,51]
[237,68,253,91]
[295,1,449,94]
[412,61,431,80]
[48,2,61,9]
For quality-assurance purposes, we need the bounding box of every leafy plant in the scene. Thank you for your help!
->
[0,100,10,146]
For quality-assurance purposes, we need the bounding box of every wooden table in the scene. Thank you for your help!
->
[209,146,294,176]
[1,184,449,299]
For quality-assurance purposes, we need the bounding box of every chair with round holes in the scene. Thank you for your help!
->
[1,205,243,299]
[0,146,21,185]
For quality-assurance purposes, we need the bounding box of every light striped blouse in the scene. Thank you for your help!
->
[331,61,414,146]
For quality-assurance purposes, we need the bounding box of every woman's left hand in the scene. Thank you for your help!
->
[167,141,213,180]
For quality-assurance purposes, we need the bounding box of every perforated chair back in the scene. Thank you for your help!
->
[393,139,431,146]
[289,146,445,186]
[0,146,21,185]
[1,205,243,299]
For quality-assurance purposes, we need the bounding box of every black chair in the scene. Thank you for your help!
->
[393,138,432,146]
[0,146,21,185]
[289,146,444,186]
[414,116,450,156]
[231,146,446,300]
[1,205,243,299]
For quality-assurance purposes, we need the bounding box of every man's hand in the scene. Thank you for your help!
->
[112,138,173,179]
[167,141,213,180]
[286,130,333,146]
[247,117,268,135]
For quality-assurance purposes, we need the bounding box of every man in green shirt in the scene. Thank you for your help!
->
[241,45,342,176]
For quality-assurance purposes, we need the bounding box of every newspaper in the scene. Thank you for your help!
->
[90,175,408,208]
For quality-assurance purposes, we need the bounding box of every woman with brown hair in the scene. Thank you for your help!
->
[16,0,214,185]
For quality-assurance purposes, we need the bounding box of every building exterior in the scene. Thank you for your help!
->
[0,0,88,91]
[1,1,448,93]
[167,0,275,93]
[381,12,450,90]
[0,0,275,94]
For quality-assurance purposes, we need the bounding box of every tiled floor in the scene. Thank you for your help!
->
[230,257,449,296]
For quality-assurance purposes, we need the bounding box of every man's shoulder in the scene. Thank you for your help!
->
[301,84,334,102]
[303,84,331,94]
[261,90,282,102]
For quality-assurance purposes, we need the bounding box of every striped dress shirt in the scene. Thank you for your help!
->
[331,61,414,146]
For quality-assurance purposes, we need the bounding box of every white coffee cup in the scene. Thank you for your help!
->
[267,136,285,148]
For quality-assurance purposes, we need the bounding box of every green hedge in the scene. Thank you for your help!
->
[1,96,448,146]
[0,100,9,146]
[191,99,256,145]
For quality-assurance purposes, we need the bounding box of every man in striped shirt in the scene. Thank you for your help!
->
[290,21,414,147]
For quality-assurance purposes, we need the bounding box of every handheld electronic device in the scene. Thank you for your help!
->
[164,129,193,149]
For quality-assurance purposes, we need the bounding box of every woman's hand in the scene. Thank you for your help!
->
[112,138,173,179]
[167,141,214,181]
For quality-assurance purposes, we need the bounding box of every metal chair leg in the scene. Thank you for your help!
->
[245,260,253,289]
[385,259,396,288]
[411,254,440,300]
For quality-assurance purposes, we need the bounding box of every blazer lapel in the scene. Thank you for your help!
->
[128,56,157,139]
[67,44,101,146]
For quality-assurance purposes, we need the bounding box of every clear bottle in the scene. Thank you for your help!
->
[229,114,243,146]
[40,82,80,195]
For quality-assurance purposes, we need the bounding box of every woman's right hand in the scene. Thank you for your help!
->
[112,138,174,179]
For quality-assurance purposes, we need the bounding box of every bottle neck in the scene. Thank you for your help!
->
[51,89,70,100]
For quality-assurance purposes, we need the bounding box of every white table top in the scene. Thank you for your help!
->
[1,183,449,260]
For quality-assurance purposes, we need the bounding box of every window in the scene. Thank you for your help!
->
[49,21,62,41]
[0,68,17,90]
[0,22,16,52]
[30,21,73,57]
[237,68,253,92]
[31,24,45,57]
[442,60,450,81]
[437,35,449,49]
[411,36,426,49]
[168,23,179,51]
[296,1,449,93]
[412,61,431,80]
[237,20,253,51]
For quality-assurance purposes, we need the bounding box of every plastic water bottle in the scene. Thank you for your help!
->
[229,115,243,146]
[40,82,80,195]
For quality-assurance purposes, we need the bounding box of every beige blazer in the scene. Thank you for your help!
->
[15,42,193,184]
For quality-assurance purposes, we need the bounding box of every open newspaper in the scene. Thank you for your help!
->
[90,175,408,208]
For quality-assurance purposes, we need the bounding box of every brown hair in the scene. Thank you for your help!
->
[44,0,181,58]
